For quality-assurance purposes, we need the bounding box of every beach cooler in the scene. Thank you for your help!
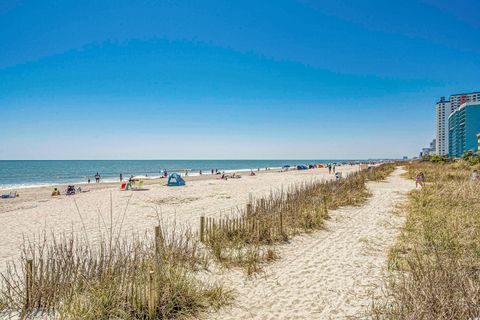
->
[120,182,127,190]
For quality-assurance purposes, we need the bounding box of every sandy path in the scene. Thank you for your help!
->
[210,167,413,320]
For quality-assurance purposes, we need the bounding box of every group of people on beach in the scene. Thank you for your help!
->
[86,172,101,184]
[1,191,18,199]
[327,163,336,174]
[51,185,86,196]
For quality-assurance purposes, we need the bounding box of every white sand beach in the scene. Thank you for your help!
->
[0,166,413,319]
[208,167,413,319]
[0,166,358,273]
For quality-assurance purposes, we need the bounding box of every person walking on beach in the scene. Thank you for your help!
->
[415,172,425,188]
[328,164,332,174]
[120,173,123,182]
[95,172,100,183]
[332,164,336,173]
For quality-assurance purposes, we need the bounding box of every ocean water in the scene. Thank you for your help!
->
[0,160,364,190]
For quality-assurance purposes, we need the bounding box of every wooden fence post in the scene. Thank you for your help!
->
[200,216,205,242]
[323,196,328,214]
[149,270,155,318]
[25,259,33,309]
[246,204,252,216]
[210,217,213,238]
[280,210,283,236]
[155,226,161,254]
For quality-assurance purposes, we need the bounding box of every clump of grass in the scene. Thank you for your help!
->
[366,163,396,181]
[0,205,230,319]
[373,161,480,319]
[204,164,395,273]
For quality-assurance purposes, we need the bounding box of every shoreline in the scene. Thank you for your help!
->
[0,163,406,320]
[0,165,360,274]
[0,165,337,214]
[0,166,283,192]
[0,160,377,192]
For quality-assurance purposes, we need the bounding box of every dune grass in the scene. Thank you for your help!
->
[0,164,397,317]
[204,163,395,274]
[373,161,480,319]
[0,206,230,319]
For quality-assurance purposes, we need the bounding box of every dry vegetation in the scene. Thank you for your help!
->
[0,163,396,318]
[203,163,395,274]
[0,213,229,319]
[373,161,480,319]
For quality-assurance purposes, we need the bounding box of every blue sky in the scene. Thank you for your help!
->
[1,0,479,159]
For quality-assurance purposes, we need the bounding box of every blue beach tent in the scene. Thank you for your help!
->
[167,173,186,186]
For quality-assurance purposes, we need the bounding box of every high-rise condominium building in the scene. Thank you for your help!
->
[435,92,480,156]
[435,97,452,156]
[448,102,480,158]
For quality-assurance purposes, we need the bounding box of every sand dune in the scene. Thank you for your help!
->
[209,168,413,320]
[0,166,358,274]
[0,166,413,319]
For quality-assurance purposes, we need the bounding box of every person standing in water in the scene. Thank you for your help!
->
[95,172,100,183]
[120,173,123,182]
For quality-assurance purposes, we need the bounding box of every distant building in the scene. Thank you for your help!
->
[419,139,436,158]
[435,92,480,156]
[448,102,480,158]
[450,92,480,111]
[429,139,436,155]
[435,97,452,156]
[421,148,432,157]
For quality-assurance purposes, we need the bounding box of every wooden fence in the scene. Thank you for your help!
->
[199,196,328,243]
